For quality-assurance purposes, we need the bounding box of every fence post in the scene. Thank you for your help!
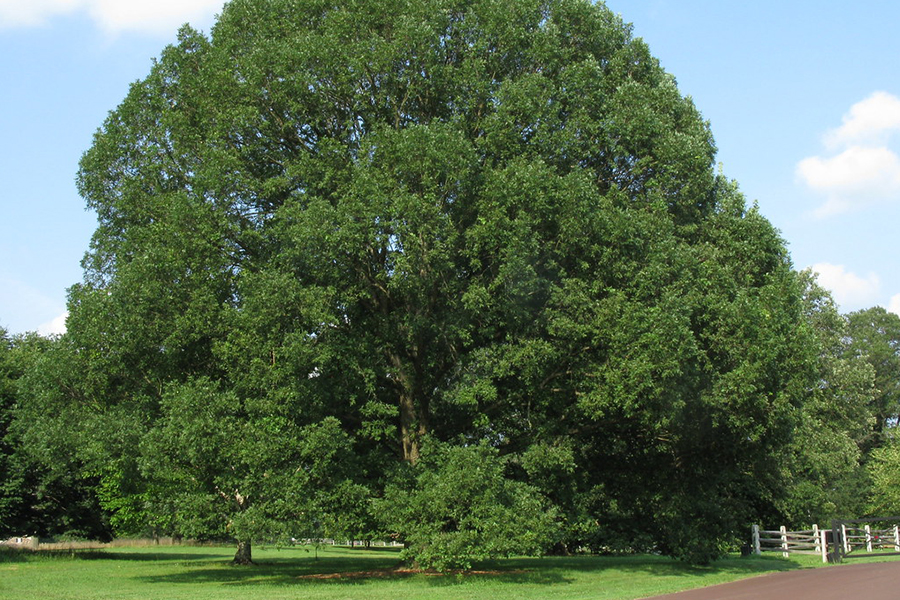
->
[842,523,850,554]
[820,527,828,563]
[894,525,900,552]
[780,525,789,558]
[831,520,842,563]
[865,524,872,553]
[813,524,820,556]
[752,524,761,555]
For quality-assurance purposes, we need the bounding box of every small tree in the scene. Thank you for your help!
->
[140,378,358,564]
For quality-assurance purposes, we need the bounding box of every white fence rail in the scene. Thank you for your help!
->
[838,524,900,555]
[752,524,828,562]
[753,523,900,563]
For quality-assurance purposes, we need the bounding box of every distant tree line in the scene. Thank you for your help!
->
[2,0,899,568]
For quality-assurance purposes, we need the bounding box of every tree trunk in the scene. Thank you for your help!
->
[233,539,253,565]
[392,351,429,465]
[400,388,421,464]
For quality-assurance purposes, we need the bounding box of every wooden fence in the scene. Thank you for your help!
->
[752,524,828,562]
[292,538,404,548]
[753,522,900,563]
[832,518,900,561]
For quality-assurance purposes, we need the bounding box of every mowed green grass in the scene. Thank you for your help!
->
[0,544,826,600]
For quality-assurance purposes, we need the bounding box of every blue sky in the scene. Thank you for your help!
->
[1,0,898,336]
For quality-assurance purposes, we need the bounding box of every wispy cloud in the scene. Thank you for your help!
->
[37,312,68,337]
[889,294,900,317]
[0,0,222,34]
[797,91,900,217]
[824,91,900,148]
[0,0,76,28]
[811,262,881,310]
[0,275,65,335]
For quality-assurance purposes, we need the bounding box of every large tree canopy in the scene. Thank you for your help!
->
[59,0,818,564]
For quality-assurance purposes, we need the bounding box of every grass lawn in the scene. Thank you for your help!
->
[0,544,841,600]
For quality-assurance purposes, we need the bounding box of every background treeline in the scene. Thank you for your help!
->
[2,0,899,568]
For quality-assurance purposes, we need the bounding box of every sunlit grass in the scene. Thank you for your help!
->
[0,544,861,600]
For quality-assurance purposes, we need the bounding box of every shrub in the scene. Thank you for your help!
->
[374,441,558,571]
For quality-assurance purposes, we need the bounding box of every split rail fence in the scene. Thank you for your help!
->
[830,517,900,562]
[752,524,829,562]
[753,522,900,563]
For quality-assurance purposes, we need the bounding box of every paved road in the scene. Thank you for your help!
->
[643,561,900,600]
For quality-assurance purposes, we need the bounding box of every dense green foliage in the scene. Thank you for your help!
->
[4,0,899,568]
[0,328,24,535]
[844,307,900,443]
[867,440,900,516]
[375,441,558,570]
[776,272,877,525]
[1,331,114,541]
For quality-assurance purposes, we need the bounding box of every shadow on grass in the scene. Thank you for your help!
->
[129,550,802,590]
[134,562,570,588]
[494,553,804,578]
[79,551,228,562]
[133,554,401,588]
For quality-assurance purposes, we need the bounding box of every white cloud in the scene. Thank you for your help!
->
[0,0,222,34]
[797,145,900,216]
[85,0,223,34]
[797,91,900,217]
[889,294,900,317]
[811,263,881,310]
[37,312,68,337]
[824,91,900,148]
